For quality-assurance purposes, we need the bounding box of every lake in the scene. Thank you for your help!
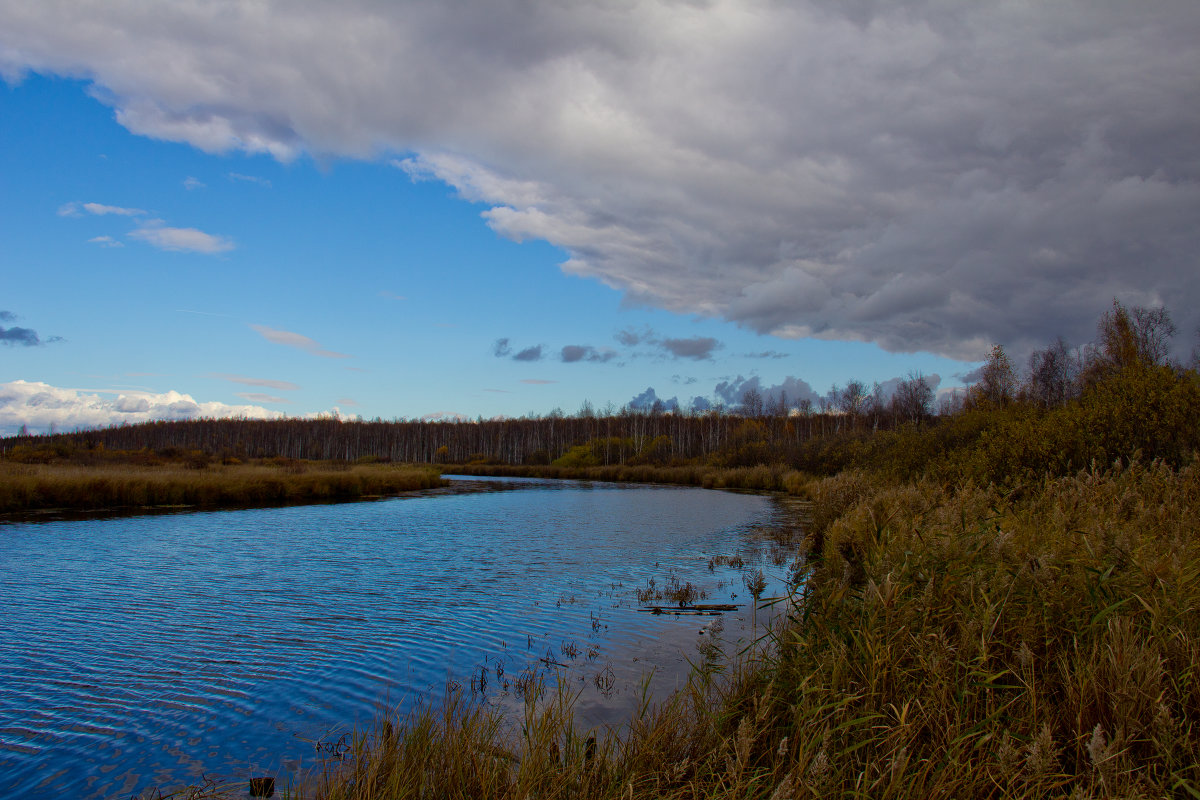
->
[0,476,802,798]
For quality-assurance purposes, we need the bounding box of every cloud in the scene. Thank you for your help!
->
[236,392,289,403]
[0,325,41,346]
[660,336,721,361]
[421,411,468,422]
[183,176,205,190]
[210,373,301,391]
[513,345,543,362]
[0,379,284,435]
[250,324,350,358]
[59,201,146,217]
[493,338,512,358]
[520,379,556,385]
[130,225,234,253]
[713,375,821,409]
[615,327,652,348]
[560,344,616,363]
[87,235,124,247]
[228,171,271,187]
[0,311,61,347]
[7,3,1200,359]
[336,397,359,406]
[83,201,146,216]
[627,387,679,412]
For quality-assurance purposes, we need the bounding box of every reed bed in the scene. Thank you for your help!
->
[0,461,444,513]
[246,458,1196,799]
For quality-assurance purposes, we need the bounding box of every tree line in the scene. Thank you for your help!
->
[3,300,1196,479]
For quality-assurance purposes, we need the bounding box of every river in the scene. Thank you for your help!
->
[0,476,803,798]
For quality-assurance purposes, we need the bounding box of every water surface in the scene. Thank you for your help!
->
[0,476,799,798]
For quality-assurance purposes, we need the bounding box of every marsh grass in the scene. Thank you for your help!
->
[135,460,1160,799]
[0,461,443,514]
[286,459,1198,799]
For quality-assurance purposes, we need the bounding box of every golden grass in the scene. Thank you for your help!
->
[0,461,444,513]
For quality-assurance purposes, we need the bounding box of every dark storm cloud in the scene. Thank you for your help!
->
[5,2,1199,360]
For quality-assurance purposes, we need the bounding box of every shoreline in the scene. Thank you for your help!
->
[0,460,445,519]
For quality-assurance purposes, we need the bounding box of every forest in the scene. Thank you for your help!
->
[3,300,1197,491]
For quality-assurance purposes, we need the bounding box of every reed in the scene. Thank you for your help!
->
[243,458,1197,799]
[0,461,444,514]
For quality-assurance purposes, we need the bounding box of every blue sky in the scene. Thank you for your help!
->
[2,2,1197,434]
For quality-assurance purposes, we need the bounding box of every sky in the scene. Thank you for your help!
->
[1,1,1198,435]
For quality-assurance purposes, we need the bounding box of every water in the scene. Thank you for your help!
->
[0,476,801,798]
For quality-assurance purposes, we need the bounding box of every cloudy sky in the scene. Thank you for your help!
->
[2,1,1197,434]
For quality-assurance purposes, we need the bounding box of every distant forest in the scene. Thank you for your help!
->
[4,301,1198,481]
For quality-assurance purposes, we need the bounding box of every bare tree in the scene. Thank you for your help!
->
[1091,299,1177,376]
[741,388,764,417]
[836,380,868,416]
[1026,338,1079,407]
[973,344,1017,407]
[891,372,934,422]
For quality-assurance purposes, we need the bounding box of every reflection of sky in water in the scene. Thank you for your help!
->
[0,477,803,799]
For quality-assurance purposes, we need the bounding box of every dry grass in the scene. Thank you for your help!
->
[167,459,1184,800]
[137,458,1200,799]
[0,461,444,513]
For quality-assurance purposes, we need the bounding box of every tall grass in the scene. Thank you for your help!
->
[0,461,443,514]
[249,459,1196,799]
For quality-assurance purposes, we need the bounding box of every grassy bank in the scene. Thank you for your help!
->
[449,462,811,494]
[280,458,1198,799]
[0,461,444,514]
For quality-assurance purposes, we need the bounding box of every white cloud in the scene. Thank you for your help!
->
[7,1,1200,359]
[228,171,271,187]
[250,324,350,359]
[82,201,145,216]
[129,225,234,253]
[59,200,146,217]
[0,379,284,435]
[183,176,205,190]
[87,235,124,247]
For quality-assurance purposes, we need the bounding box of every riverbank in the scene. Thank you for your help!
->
[293,459,1198,799]
[448,462,810,494]
[0,460,444,515]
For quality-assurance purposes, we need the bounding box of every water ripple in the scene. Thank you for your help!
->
[0,477,797,799]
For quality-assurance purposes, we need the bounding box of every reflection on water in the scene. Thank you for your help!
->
[0,476,802,799]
